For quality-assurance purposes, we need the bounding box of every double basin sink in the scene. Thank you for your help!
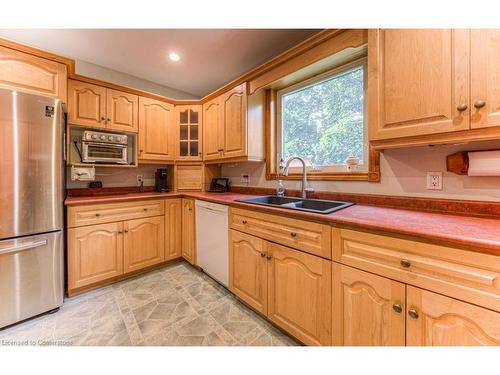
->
[236,195,354,215]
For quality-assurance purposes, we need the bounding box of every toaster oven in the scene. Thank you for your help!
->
[81,130,128,164]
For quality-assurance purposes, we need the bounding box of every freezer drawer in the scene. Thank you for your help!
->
[0,231,64,329]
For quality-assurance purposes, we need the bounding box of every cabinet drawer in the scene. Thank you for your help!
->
[68,199,165,228]
[230,208,331,259]
[332,228,500,312]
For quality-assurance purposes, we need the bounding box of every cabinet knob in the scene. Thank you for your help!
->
[400,259,411,268]
[290,232,297,238]
[260,252,266,258]
[143,208,148,211]
[242,220,247,224]
[408,309,419,319]
[107,118,111,122]
[266,254,272,260]
[392,303,403,314]
[474,100,486,109]
[456,103,468,112]
[95,213,101,217]
[101,116,105,121]
[118,231,123,234]
[124,229,129,233]
[139,149,144,153]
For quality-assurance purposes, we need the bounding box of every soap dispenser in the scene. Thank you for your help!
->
[276,158,285,197]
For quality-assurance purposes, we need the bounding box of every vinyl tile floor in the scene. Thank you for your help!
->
[0,261,299,346]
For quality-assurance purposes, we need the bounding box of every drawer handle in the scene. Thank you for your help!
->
[118,231,123,234]
[400,259,411,268]
[408,309,419,319]
[95,213,101,217]
[290,232,297,238]
[392,303,403,314]
[260,252,266,258]
[242,220,247,224]
[266,254,272,260]
[143,208,148,211]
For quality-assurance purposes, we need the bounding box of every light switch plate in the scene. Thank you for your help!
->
[426,171,443,190]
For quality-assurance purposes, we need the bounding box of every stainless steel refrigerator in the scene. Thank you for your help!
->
[0,88,64,329]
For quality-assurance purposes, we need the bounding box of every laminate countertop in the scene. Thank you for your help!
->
[65,191,500,255]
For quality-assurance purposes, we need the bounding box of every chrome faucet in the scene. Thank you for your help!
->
[283,156,313,199]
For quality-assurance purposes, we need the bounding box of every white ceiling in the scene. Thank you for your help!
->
[0,29,318,97]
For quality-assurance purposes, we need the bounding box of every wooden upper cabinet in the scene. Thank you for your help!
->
[471,30,500,129]
[203,97,223,160]
[106,89,138,132]
[177,105,202,160]
[0,46,67,100]
[369,29,470,140]
[164,199,182,261]
[407,286,500,346]
[229,230,268,315]
[68,80,106,128]
[123,216,165,274]
[267,242,331,346]
[221,83,247,159]
[68,222,123,290]
[139,97,175,162]
[332,263,406,346]
[181,199,196,265]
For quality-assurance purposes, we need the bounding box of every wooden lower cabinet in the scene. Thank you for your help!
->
[229,230,268,315]
[267,242,332,346]
[68,222,123,290]
[406,286,500,346]
[229,229,332,345]
[181,199,196,265]
[165,199,182,261]
[332,263,406,346]
[123,216,165,274]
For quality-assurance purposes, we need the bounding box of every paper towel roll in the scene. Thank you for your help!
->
[468,150,500,176]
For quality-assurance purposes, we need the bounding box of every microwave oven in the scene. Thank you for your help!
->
[81,130,128,164]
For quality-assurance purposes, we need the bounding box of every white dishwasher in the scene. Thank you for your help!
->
[195,200,229,287]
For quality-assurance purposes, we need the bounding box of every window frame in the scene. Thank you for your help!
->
[265,56,380,182]
[276,58,368,174]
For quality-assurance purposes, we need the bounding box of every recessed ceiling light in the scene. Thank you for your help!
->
[168,52,180,62]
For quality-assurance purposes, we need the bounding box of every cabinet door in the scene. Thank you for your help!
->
[176,164,203,191]
[203,98,223,160]
[181,199,196,265]
[267,242,331,345]
[332,263,406,346]
[471,30,500,129]
[67,79,106,128]
[229,230,268,315]
[123,216,165,273]
[106,88,138,132]
[165,199,182,261]
[138,97,175,162]
[368,29,470,140]
[221,83,247,159]
[177,105,203,160]
[0,46,67,100]
[407,286,500,346]
[68,222,123,290]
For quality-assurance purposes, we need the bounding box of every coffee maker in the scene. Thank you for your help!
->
[155,168,169,192]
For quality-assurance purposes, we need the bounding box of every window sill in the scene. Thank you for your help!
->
[266,171,380,182]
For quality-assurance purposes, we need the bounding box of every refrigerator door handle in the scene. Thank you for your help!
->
[0,239,48,255]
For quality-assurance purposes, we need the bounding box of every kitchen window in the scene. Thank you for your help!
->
[276,59,367,174]
[267,58,379,181]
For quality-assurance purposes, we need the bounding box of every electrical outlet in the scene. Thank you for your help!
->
[426,172,443,190]
[136,175,143,185]
[240,174,250,184]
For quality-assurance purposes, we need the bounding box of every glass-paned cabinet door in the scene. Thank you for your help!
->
[177,105,202,160]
